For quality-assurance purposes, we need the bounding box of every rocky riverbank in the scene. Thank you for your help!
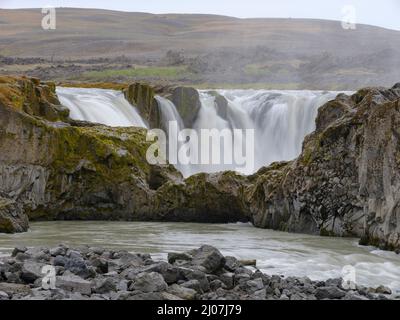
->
[0,245,395,300]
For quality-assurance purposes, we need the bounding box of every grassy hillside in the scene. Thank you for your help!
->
[0,8,399,89]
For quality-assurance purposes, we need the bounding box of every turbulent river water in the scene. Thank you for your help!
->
[0,222,400,291]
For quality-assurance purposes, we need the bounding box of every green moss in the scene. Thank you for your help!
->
[0,217,14,233]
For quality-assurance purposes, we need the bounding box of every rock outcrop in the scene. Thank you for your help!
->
[246,84,400,250]
[0,76,248,233]
[124,82,201,129]
[2,75,400,252]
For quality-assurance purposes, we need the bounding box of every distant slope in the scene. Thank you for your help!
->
[0,8,399,89]
[0,8,399,59]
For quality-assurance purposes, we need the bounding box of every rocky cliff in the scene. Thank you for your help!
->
[0,76,246,233]
[1,76,400,251]
[245,84,400,251]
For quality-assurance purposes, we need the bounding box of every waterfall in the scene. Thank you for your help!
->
[56,86,339,178]
[56,87,147,128]
[209,90,338,171]
[156,90,338,177]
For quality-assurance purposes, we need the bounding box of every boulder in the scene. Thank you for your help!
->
[189,245,226,273]
[56,273,92,295]
[20,261,44,284]
[131,272,168,293]
[167,284,197,300]
[315,286,346,300]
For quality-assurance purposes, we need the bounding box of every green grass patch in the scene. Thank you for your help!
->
[81,66,191,80]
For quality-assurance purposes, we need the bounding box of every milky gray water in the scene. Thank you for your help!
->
[1,221,399,292]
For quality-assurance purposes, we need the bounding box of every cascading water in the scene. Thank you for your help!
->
[56,87,147,128]
[156,90,338,177]
[56,86,338,177]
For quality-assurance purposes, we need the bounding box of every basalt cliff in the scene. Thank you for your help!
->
[0,76,399,251]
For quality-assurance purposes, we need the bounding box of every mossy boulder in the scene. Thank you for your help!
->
[168,87,201,128]
[124,82,161,128]
[153,171,250,223]
[0,197,28,233]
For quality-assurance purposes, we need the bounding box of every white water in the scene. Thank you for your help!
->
[156,90,338,177]
[56,87,147,128]
[57,87,338,177]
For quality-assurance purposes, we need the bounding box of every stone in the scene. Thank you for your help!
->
[53,255,68,267]
[0,283,31,296]
[90,257,108,274]
[50,246,67,257]
[246,278,264,292]
[181,280,203,293]
[93,278,117,294]
[132,272,168,293]
[141,262,181,284]
[167,284,197,300]
[375,285,392,295]
[12,247,28,257]
[168,252,193,265]
[315,286,346,300]
[220,273,234,289]
[224,256,241,272]
[64,257,90,278]
[180,269,210,292]
[20,261,44,283]
[188,245,226,273]
[0,291,9,300]
[56,273,92,295]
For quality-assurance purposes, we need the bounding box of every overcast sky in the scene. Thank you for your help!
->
[1,0,399,30]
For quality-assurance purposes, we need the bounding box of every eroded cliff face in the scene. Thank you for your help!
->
[247,84,400,250]
[0,76,248,233]
[0,77,170,232]
[1,76,400,251]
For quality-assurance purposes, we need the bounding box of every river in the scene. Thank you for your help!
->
[1,221,399,292]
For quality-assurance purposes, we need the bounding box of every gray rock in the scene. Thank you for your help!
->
[220,273,234,289]
[64,257,90,278]
[246,278,264,292]
[132,272,168,293]
[20,261,44,283]
[56,273,91,295]
[89,247,105,256]
[181,280,203,293]
[0,283,31,296]
[168,252,193,265]
[12,247,27,257]
[224,256,241,272]
[375,285,392,295]
[50,246,67,257]
[53,256,68,267]
[0,291,9,300]
[168,284,197,300]
[141,262,181,284]
[315,286,346,300]
[93,278,117,294]
[180,269,210,292]
[189,245,225,273]
[90,257,108,274]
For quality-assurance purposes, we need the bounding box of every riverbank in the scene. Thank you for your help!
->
[0,244,396,300]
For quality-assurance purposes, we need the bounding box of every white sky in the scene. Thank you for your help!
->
[1,0,399,30]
